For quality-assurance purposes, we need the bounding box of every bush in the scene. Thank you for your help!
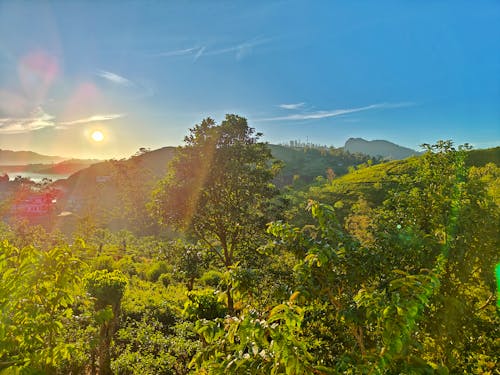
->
[93,255,115,271]
[158,273,173,288]
[116,256,138,276]
[146,261,172,282]
[200,269,224,288]
[183,289,227,320]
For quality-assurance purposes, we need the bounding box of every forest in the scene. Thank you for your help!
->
[1,115,499,374]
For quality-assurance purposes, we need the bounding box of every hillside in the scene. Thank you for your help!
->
[343,137,420,159]
[52,147,177,226]
[54,147,176,190]
[0,149,66,165]
[0,159,99,176]
[51,143,499,211]
[52,144,375,195]
[269,144,379,186]
[466,146,500,166]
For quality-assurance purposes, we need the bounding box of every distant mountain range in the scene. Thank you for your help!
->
[343,138,421,159]
[1,138,418,167]
[0,149,67,165]
[0,149,100,179]
[2,140,498,188]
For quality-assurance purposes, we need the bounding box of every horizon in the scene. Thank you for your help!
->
[1,1,499,159]
[1,136,426,161]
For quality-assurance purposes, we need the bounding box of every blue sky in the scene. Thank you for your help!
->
[0,1,498,159]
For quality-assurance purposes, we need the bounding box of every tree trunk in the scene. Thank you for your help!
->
[226,283,234,314]
[98,322,112,375]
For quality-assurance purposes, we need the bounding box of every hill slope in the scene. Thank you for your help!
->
[343,138,420,159]
[0,149,66,165]
[269,144,378,186]
[289,146,500,226]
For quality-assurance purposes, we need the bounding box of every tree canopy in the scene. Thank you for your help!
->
[150,115,281,311]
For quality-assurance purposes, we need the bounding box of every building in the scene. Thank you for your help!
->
[11,192,59,216]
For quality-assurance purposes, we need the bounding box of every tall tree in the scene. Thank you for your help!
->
[150,115,281,312]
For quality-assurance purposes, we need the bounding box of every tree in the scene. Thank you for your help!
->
[84,270,127,375]
[150,115,281,312]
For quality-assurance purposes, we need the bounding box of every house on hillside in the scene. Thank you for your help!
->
[96,175,111,183]
[11,191,60,216]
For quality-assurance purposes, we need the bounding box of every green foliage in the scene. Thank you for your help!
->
[150,115,282,312]
[0,240,84,373]
[192,141,499,374]
[113,318,200,375]
[200,270,225,288]
[84,269,128,309]
[112,317,177,375]
[190,303,313,374]
[0,138,498,374]
[158,273,173,288]
[184,289,228,320]
[178,245,203,290]
[93,255,115,271]
[269,144,380,187]
[115,255,139,276]
[146,261,172,282]
[121,277,182,327]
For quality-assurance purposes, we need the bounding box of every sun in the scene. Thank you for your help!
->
[91,130,104,142]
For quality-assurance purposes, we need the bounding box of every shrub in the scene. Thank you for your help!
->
[146,261,172,282]
[200,270,224,288]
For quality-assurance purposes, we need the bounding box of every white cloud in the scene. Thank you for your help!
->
[153,37,273,62]
[155,47,200,57]
[0,107,55,134]
[59,113,125,127]
[205,37,273,60]
[279,102,305,110]
[194,46,206,61]
[98,70,132,86]
[0,108,125,134]
[261,102,415,121]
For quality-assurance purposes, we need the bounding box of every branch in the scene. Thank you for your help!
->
[194,228,225,265]
[475,293,494,312]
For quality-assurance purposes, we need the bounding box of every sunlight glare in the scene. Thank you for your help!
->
[91,130,104,142]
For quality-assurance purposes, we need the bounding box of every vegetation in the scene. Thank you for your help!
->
[0,117,498,374]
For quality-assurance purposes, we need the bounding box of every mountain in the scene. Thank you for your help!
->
[53,144,374,195]
[0,149,66,165]
[53,146,177,200]
[269,144,376,186]
[343,138,420,159]
[0,159,99,175]
[37,159,101,175]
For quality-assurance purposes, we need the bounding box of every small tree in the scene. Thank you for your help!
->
[85,270,127,375]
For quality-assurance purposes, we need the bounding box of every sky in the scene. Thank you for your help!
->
[0,1,499,159]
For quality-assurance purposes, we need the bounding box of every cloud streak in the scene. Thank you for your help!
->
[0,108,124,134]
[153,37,273,61]
[98,70,132,86]
[59,113,124,126]
[0,107,55,134]
[194,46,206,61]
[279,102,305,110]
[204,37,273,60]
[154,47,200,57]
[261,102,415,121]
